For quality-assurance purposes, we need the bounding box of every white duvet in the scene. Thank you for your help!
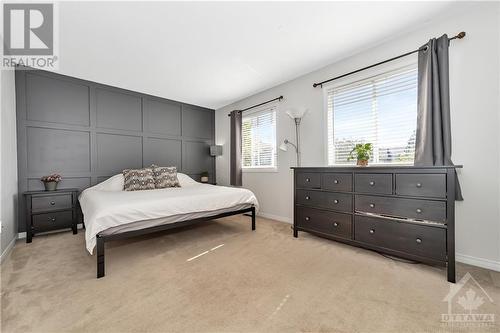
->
[79,173,259,254]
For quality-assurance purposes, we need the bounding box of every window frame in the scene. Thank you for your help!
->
[322,57,418,166]
[241,103,278,173]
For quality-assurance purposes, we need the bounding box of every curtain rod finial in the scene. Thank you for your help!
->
[457,31,466,39]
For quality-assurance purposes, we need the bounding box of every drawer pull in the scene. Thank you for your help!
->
[50,217,56,222]
[333,199,339,204]
[416,208,422,214]
[333,222,339,227]
[333,179,339,184]
[305,217,310,221]
[369,229,375,234]
[305,196,310,200]
[369,181,375,186]
[306,178,310,182]
[416,183,422,188]
[416,238,422,244]
[369,203,375,208]
[50,201,56,205]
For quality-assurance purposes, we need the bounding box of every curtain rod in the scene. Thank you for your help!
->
[227,96,283,117]
[312,31,466,88]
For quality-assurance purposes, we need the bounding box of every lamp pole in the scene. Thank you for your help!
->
[294,118,301,167]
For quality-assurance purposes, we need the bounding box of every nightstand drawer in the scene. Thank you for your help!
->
[32,211,73,231]
[32,194,72,212]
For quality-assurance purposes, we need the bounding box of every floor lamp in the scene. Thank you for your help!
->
[279,108,308,167]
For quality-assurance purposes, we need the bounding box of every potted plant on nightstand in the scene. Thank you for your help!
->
[348,143,373,166]
[41,174,62,191]
[200,171,209,183]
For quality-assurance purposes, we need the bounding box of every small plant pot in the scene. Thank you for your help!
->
[357,159,368,167]
[200,176,209,183]
[44,181,58,191]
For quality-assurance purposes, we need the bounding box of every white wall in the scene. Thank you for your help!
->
[216,3,500,269]
[0,69,18,261]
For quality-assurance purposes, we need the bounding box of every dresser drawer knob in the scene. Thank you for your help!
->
[416,238,422,244]
[333,222,339,227]
[369,229,375,234]
[369,203,375,208]
[416,183,422,188]
[50,217,56,222]
[50,201,56,205]
[306,178,310,182]
[333,179,339,184]
[369,181,375,186]
[333,199,339,204]
[305,217,310,221]
[305,196,310,200]
[416,208,422,214]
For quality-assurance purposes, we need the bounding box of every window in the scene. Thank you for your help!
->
[242,105,277,170]
[325,65,418,165]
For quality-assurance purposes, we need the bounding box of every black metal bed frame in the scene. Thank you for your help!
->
[96,206,256,278]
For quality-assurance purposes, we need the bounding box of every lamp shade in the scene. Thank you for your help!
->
[286,107,308,119]
[279,142,288,152]
[210,145,223,156]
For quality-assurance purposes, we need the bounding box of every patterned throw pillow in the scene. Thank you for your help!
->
[152,165,180,189]
[122,168,155,191]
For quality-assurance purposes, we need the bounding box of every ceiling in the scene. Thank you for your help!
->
[56,1,460,109]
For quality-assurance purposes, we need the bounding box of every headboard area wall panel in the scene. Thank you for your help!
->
[16,68,215,232]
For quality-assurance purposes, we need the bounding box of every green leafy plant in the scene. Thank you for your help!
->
[347,143,373,163]
[200,171,209,178]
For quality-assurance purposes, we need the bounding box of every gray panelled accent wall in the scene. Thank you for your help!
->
[15,69,215,232]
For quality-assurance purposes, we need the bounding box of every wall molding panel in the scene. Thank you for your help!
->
[15,68,215,232]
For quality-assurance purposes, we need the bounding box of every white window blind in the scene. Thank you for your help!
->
[326,65,418,165]
[242,106,277,169]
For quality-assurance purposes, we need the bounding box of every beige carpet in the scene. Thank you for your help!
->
[1,215,499,333]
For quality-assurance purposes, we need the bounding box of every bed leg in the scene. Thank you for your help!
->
[97,236,105,278]
[251,207,256,231]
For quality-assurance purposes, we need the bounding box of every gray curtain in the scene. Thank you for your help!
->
[415,34,463,200]
[230,110,242,186]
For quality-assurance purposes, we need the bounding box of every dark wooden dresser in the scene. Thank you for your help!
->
[24,188,79,243]
[292,166,461,282]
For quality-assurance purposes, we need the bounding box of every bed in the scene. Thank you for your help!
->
[79,173,259,278]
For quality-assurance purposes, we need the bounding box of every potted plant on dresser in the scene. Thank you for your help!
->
[348,143,373,166]
[41,174,62,191]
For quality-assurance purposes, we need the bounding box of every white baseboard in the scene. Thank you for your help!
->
[0,236,17,264]
[456,253,500,272]
[18,223,84,239]
[257,212,292,224]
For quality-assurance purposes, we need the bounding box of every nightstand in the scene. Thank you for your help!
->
[24,188,79,243]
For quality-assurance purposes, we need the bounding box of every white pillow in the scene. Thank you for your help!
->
[177,173,199,187]
[91,174,125,191]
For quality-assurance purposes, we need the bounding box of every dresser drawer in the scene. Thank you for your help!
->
[32,211,73,231]
[31,194,72,212]
[297,190,352,212]
[322,192,352,212]
[296,190,324,207]
[355,174,392,194]
[396,174,446,198]
[354,215,446,261]
[297,206,351,239]
[322,173,352,192]
[355,195,446,222]
[296,172,321,189]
